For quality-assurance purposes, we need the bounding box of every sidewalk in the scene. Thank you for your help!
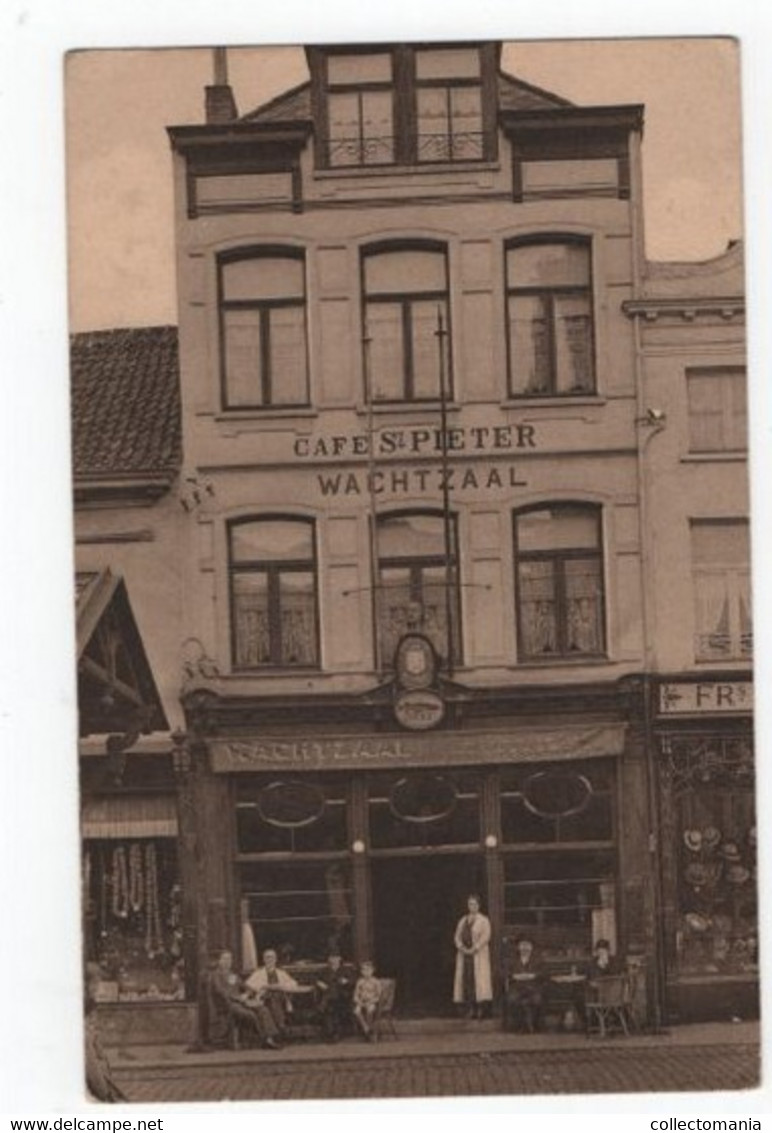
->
[110,1017,761,1072]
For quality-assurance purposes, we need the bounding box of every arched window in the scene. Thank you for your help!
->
[362,244,451,403]
[513,504,605,660]
[228,517,319,668]
[376,510,460,665]
[506,238,594,397]
[219,249,309,409]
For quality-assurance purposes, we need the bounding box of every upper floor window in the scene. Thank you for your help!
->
[229,518,319,669]
[362,244,451,402]
[513,504,605,660]
[376,511,461,666]
[219,250,309,410]
[506,238,595,397]
[414,48,484,163]
[326,52,395,168]
[687,368,747,453]
[691,520,752,662]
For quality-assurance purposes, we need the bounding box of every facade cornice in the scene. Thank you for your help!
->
[74,472,177,507]
[622,297,744,322]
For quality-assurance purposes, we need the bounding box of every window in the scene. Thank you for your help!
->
[219,250,308,409]
[687,368,747,453]
[414,48,484,163]
[691,520,752,661]
[513,504,605,660]
[229,518,319,668]
[362,244,451,402]
[325,52,395,167]
[506,238,595,397]
[376,511,460,666]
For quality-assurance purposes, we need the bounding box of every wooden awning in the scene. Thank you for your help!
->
[76,569,169,737]
[81,793,178,839]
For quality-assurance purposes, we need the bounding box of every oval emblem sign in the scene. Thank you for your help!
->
[394,689,445,731]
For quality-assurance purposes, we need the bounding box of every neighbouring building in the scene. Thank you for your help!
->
[624,243,755,1022]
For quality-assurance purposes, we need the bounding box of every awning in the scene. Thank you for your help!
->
[81,794,178,839]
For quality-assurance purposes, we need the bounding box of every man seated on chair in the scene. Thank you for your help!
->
[208,950,283,1049]
[587,939,619,980]
[315,951,356,1042]
[505,938,545,1033]
[245,948,314,1038]
[353,960,382,1042]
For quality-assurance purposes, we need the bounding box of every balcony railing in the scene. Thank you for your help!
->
[322,131,488,168]
[694,630,753,662]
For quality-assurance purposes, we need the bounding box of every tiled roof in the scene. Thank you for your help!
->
[70,326,182,478]
[240,71,570,124]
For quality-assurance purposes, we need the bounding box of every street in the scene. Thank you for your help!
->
[114,1041,759,1102]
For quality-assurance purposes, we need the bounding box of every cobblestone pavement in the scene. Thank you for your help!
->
[116,1044,759,1102]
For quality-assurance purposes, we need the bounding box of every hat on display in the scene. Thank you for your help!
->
[727,864,751,885]
[720,842,741,861]
[685,862,709,887]
[702,826,721,850]
[685,912,710,933]
[684,829,703,852]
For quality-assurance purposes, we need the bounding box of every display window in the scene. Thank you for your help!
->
[241,861,354,963]
[83,837,183,1001]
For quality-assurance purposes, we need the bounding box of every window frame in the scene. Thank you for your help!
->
[686,366,748,454]
[227,515,321,671]
[374,508,462,667]
[320,48,398,169]
[218,247,310,412]
[513,502,607,662]
[412,46,486,164]
[361,240,453,404]
[690,518,752,663]
[505,235,596,399]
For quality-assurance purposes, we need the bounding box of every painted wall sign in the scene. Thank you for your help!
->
[294,423,538,461]
[658,680,753,716]
[316,462,527,497]
[209,722,627,773]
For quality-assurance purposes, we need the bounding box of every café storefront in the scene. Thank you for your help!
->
[177,676,657,1019]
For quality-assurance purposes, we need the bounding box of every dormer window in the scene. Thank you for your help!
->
[326,52,395,168]
[414,48,484,163]
[313,44,495,170]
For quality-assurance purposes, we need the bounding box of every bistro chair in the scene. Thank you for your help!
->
[585,974,632,1039]
[373,978,398,1040]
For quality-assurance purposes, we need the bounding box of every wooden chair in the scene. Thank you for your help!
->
[585,975,632,1038]
[373,978,398,1040]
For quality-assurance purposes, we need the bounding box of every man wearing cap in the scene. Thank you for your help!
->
[315,952,355,1042]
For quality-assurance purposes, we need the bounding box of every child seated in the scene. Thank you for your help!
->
[352,960,381,1041]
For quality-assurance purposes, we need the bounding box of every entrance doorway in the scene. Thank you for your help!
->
[370,854,486,1016]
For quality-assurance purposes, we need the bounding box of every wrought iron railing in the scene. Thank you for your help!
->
[694,630,753,662]
[323,131,488,168]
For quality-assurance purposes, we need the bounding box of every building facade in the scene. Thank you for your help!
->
[167,42,662,1019]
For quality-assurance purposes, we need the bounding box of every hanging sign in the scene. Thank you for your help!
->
[394,689,446,731]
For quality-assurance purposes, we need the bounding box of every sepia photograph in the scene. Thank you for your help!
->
[63,31,758,1104]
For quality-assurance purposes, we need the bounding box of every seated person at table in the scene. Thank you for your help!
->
[207,950,282,1049]
[505,938,544,1033]
[587,939,619,979]
[353,960,382,1042]
[316,951,355,1042]
[245,947,314,1035]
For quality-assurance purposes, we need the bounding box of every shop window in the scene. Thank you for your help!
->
[663,735,757,978]
[376,511,461,666]
[687,368,747,454]
[513,504,606,661]
[367,770,481,849]
[236,776,348,854]
[500,760,616,957]
[691,520,752,662]
[325,52,395,167]
[82,838,184,1002]
[415,47,484,163]
[241,861,353,963]
[219,249,309,409]
[362,243,451,402]
[506,238,595,397]
[229,517,319,669]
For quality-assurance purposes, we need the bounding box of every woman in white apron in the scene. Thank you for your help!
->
[453,894,493,1018]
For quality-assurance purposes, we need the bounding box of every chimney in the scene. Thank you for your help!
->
[205,47,238,124]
